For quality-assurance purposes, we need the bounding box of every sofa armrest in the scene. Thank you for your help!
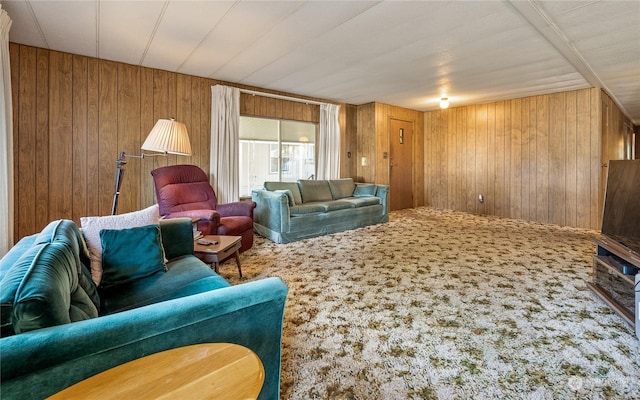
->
[158,218,194,260]
[252,189,290,233]
[375,184,390,215]
[0,277,288,400]
[216,201,256,218]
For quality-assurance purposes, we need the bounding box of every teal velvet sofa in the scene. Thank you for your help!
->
[252,178,389,243]
[0,218,288,400]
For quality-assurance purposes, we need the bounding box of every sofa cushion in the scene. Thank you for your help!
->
[275,189,295,206]
[99,224,167,288]
[0,241,99,335]
[324,200,355,211]
[328,179,356,199]
[264,182,303,205]
[344,197,381,207]
[353,183,377,197]
[290,204,327,216]
[298,180,332,203]
[81,204,160,286]
[98,255,230,315]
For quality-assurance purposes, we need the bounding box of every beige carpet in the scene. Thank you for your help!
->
[220,207,640,399]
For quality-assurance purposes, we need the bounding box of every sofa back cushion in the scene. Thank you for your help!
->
[328,178,356,199]
[264,182,303,205]
[0,240,99,335]
[298,180,333,203]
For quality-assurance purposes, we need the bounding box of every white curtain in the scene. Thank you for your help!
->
[0,5,12,258]
[210,85,240,204]
[317,103,341,180]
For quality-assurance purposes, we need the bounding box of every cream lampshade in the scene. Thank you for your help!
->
[141,118,192,156]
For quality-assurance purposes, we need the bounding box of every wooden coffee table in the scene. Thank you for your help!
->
[194,235,243,277]
[47,343,264,400]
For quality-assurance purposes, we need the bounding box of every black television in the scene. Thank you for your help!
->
[601,159,640,254]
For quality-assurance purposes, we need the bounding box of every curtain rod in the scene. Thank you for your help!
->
[239,88,327,107]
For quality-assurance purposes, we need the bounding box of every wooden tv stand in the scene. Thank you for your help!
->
[588,234,640,327]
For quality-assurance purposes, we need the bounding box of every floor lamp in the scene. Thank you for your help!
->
[111,118,192,215]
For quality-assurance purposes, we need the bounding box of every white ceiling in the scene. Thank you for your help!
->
[3,0,639,123]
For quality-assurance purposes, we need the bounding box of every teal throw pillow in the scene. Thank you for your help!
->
[99,224,166,287]
[353,184,377,197]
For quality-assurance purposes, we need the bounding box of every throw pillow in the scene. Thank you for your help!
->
[275,189,295,206]
[99,224,166,287]
[353,184,377,197]
[80,204,160,286]
[264,182,303,205]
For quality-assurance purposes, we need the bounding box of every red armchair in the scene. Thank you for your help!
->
[150,164,256,252]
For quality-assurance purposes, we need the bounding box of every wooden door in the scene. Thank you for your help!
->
[389,119,413,211]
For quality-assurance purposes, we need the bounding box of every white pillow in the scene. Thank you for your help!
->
[80,204,160,286]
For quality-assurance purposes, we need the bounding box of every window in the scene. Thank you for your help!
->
[239,116,317,197]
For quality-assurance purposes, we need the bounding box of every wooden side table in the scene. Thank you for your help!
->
[47,343,264,400]
[194,235,243,277]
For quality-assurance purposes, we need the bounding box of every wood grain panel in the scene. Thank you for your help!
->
[117,63,140,215]
[456,108,465,212]
[189,76,202,169]
[590,88,602,229]
[98,60,118,216]
[72,55,88,222]
[465,106,476,213]
[140,67,155,208]
[510,99,522,220]
[575,89,591,228]
[35,49,50,229]
[565,91,577,227]
[520,97,530,220]
[486,102,496,216]
[17,45,37,238]
[49,52,74,220]
[548,92,566,226]
[495,101,506,217]
[476,104,487,215]
[535,95,549,223]
[86,57,100,217]
[423,88,610,230]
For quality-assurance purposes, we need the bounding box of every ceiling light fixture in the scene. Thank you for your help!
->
[440,97,449,109]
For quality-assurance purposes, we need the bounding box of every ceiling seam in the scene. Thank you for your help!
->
[507,0,633,122]
[25,0,48,49]
[138,0,170,66]
[175,1,240,73]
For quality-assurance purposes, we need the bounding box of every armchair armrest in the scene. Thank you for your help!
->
[163,210,221,236]
[216,201,256,218]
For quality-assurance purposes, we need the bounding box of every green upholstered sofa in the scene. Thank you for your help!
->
[252,178,389,243]
[0,218,288,400]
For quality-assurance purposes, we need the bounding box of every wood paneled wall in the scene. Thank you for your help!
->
[10,43,349,240]
[356,102,424,206]
[424,88,604,230]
